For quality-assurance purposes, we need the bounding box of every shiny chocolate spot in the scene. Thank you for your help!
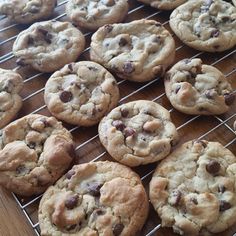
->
[16,58,26,66]
[224,93,235,105]
[190,198,198,205]
[206,160,220,175]
[171,189,182,206]
[60,91,73,103]
[16,165,28,175]
[104,24,113,33]
[113,223,124,236]
[211,29,220,38]
[219,200,231,211]
[27,142,36,149]
[29,5,40,13]
[124,127,135,138]
[195,140,207,148]
[119,38,128,47]
[123,61,134,74]
[205,90,214,99]
[184,58,192,64]
[66,224,77,231]
[87,183,103,197]
[68,63,73,72]
[121,108,129,117]
[175,85,181,94]
[27,36,34,45]
[112,120,126,131]
[65,194,78,209]
[218,185,226,193]
[66,170,76,179]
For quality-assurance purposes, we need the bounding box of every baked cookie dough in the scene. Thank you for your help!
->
[137,0,187,10]
[13,20,85,72]
[0,114,75,196]
[0,0,57,24]
[164,58,234,115]
[99,100,178,167]
[44,61,120,126]
[39,161,149,236]
[0,68,23,128]
[233,0,236,7]
[66,0,129,31]
[149,140,236,235]
[90,19,175,82]
[169,0,236,52]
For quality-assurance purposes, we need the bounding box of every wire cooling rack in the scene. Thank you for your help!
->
[0,0,236,235]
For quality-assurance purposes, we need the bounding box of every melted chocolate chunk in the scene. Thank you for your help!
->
[123,61,134,74]
[40,118,51,127]
[16,58,26,66]
[206,160,221,175]
[29,5,40,13]
[60,91,73,103]
[195,140,207,148]
[121,108,129,117]
[87,183,103,197]
[16,165,28,175]
[224,93,235,105]
[112,120,126,131]
[124,127,136,138]
[211,29,220,38]
[218,185,226,193]
[27,142,36,149]
[37,28,52,43]
[190,198,198,205]
[219,200,231,211]
[68,63,73,72]
[184,58,192,64]
[119,38,128,47]
[65,194,78,209]
[113,223,124,236]
[105,24,113,33]
[66,170,76,179]
[27,36,34,45]
[66,224,77,231]
[171,190,182,206]
[205,90,214,99]
[175,85,181,94]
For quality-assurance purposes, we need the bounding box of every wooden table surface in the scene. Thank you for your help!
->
[0,0,236,235]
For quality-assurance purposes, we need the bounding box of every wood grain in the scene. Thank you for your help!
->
[0,0,235,235]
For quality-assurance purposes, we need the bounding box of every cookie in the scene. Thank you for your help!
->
[0,0,57,24]
[137,0,187,10]
[0,68,23,129]
[39,161,149,236]
[44,61,120,126]
[66,0,129,31]
[150,140,236,235]
[13,20,85,72]
[164,58,234,115]
[90,19,175,82]
[98,100,178,167]
[169,0,236,52]
[234,120,236,132]
[0,114,75,196]
[233,0,236,6]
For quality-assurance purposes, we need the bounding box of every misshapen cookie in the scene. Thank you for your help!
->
[0,114,75,196]
[13,20,85,72]
[39,161,149,236]
[90,19,175,82]
[0,68,23,128]
[138,0,187,10]
[99,100,178,167]
[66,0,129,31]
[150,140,236,235]
[164,58,234,115]
[0,0,57,24]
[44,61,120,126]
[169,0,236,52]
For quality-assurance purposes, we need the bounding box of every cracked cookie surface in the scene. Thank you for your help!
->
[164,58,234,115]
[90,19,175,82]
[0,114,75,196]
[149,140,236,235]
[66,0,129,31]
[169,0,236,52]
[0,0,57,24]
[0,68,23,128]
[39,161,149,236]
[98,100,178,167]
[13,20,85,72]
[137,0,187,10]
[44,61,120,126]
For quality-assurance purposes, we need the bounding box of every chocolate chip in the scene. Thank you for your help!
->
[16,165,28,175]
[65,194,78,209]
[123,61,134,74]
[190,198,198,205]
[224,93,235,105]
[211,29,220,38]
[218,185,226,193]
[37,28,48,35]
[68,63,73,71]
[155,22,162,27]
[66,224,77,231]
[121,108,129,117]
[119,37,128,47]
[205,90,214,99]
[170,190,182,206]
[60,91,73,103]
[124,127,136,138]
[104,24,113,33]
[94,208,105,215]
[219,200,231,211]
[40,118,51,127]
[112,120,126,131]
[88,66,98,71]
[195,139,207,148]
[66,170,75,179]
[113,223,124,236]
[29,5,40,13]
[184,58,192,64]
[87,183,103,197]
[44,33,52,44]
[206,160,221,175]
[27,142,36,149]
[27,36,34,45]
[175,85,181,94]
[153,36,161,43]
[221,16,231,23]
[16,58,26,66]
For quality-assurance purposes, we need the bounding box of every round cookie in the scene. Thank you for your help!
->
[0,0,57,24]
[13,20,85,72]
[137,0,187,10]
[0,114,75,196]
[90,19,175,82]
[164,58,234,115]
[66,0,129,31]
[0,68,23,128]
[98,100,179,167]
[169,0,236,52]
[149,140,236,235]
[44,61,120,126]
[39,161,149,236]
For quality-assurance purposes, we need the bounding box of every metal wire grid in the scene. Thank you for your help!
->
[0,0,235,235]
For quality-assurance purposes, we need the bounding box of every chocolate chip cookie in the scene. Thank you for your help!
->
[98,100,178,167]
[149,140,236,235]
[0,0,57,24]
[169,0,236,52]
[66,0,129,31]
[164,58,234,115]
[13,20,85,72]
[44,61,120,126]
[0,68,23,129]
[90,19,175,82]
[0,114,75,196]
[137,0,187,10]
[39,161,149,236]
